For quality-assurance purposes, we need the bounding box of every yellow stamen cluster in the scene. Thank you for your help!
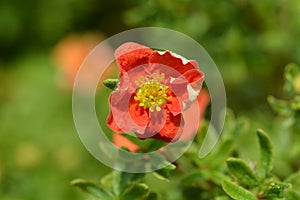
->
[134,73,172,112]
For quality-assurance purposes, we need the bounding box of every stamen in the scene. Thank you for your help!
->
[134,74,172,112]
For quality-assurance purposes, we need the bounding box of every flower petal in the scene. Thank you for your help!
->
[108,91,149,134]
[143,108,167,138]
[117,64,151,94]
[182,69,204,109]
[183,68,204,87]
[166,90,182,116]
[154,109,184,142]
[150,50,204,109]
[107,110,123,132]
[115,42,153,76]
[149,51,201,81]
[128,95,150,131]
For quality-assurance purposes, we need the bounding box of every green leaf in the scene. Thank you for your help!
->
[103,78,119,90]
[164,162,176,170]
[120,183,150,200]
[265,182,292,199]
[222,180,256,200]
[152,170,170,182]
[100,172,114,192]
[226,158,258,186]
[152,162,176,182]
[113,171,145,196]
[71,179,114,200]
[284,63,300,96]
[267,96,291,116]
[257,129,274,180]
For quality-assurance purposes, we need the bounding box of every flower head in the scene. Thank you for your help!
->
[107,42,204,143]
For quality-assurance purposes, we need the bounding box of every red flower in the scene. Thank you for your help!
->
[107,42,204,143]
[112,89,210,151]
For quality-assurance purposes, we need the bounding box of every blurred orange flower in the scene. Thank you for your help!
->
[53,32,114,91]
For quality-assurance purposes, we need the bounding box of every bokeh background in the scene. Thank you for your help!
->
[1,0,300,199]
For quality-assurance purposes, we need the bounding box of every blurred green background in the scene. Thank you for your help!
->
[0,0,300,199]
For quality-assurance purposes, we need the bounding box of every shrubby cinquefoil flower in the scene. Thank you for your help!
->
[107,42,204,142]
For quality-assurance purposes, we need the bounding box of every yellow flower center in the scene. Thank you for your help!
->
[134,73,172,112]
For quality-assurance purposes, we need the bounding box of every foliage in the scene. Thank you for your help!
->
[222,129,291,199]
[73,64,300,199]
[124,0,300,110]
[72,164,175,200]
